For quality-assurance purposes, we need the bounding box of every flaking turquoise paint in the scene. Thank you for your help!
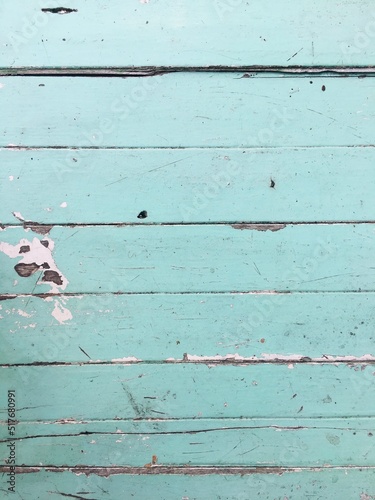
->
[1,2,375,499]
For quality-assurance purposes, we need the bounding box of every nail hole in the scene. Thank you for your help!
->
[137,210,148,219]
[321,85,326,91]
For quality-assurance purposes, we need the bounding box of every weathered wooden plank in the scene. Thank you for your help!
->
[0,224,374,294]
[0,75,374,147]
[1,147,375,224]
[1,0,374,68]
[1,468,375,500]
[1,364,374,421]
[1,419,374,467]
[1,292,374,364]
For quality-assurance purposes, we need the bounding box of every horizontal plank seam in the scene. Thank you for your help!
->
[4,416,375,425]
[2,221,375,229]
[1,359,374,368]
[1,66,375,77]
[1,290,374,301]
[0,466,374,476]
[3,416,375,426]
[1,424,375,444]
[3,145,375,151]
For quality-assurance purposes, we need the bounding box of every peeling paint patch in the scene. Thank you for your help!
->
[0,236,68,293]
[0,233,71,323]
[361,494,375,500]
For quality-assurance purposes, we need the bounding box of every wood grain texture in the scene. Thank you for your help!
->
[1,224,374,294]
[0,74,374,147]
[1,468,374,500]
[1,419,374,467]
[1,364,374,421]
[0,292,374,364]
[0,0,374,68]
[1,147,375,224]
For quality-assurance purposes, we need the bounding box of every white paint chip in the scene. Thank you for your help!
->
[0,83,4,89]
[51,299,73,325]
[12,211,25,221]
[9,176,14,181]
[17,309,32,318]
[111,357,142,364]
[60,202,68,208]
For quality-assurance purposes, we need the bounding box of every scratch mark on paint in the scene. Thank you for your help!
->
[287,47,303,61]
[79,346,91,360]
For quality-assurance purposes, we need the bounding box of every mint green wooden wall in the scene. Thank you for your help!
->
[1,2,375,499]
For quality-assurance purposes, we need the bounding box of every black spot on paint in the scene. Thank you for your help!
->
[41,240,49,248]
[19,245,30,254]
[14,262,40,277]
[137,210,148,219]
[321,85,326,91]
[42,270,63,285]
[270,178,275,188]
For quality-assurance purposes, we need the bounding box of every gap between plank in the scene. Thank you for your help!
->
[1,357,375,368]
[1,290,374,301]
[1,66,375,77]
[2,221,375,230]
[0,465,373,476]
